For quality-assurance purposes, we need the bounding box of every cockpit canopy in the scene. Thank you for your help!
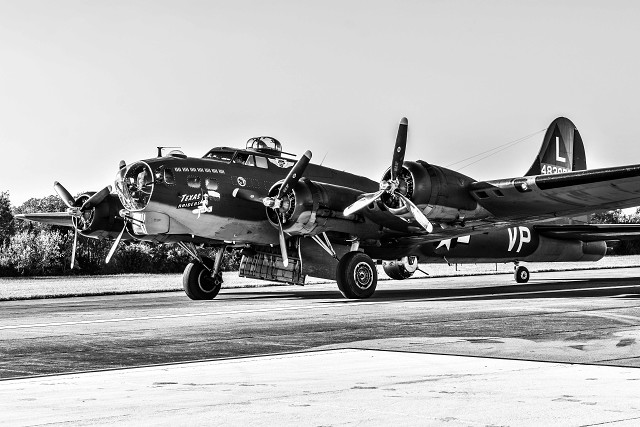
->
[245,136,282,156]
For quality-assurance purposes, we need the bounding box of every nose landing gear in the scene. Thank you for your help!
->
[180,243,225,300]
[183,256,223,300]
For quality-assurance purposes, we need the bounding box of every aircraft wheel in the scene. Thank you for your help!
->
[336,252,378,299]
[183,257,222,300]
[514,265,530,283]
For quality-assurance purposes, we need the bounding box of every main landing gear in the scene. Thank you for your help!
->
[514,262,530,284]
[336,251,378,299]
[180,243,224,300]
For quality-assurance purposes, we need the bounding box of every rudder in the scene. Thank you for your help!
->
[525,117,586,176]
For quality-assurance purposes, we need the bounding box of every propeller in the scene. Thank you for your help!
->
[106,223,127,264]
[52,181,114,268]
[54,181,76,208]
[70,225,78,269]
[103,160,131,264]
[343,117,433,233]
[81,185,111,210]
[233,150,313,267]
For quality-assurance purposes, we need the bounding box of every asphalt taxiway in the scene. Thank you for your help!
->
[1,268,640,425]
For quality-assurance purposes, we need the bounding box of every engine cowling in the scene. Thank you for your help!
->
[75,193,127,240]
[382,256,419,280]
[266,178,378,237]
[380,161,485,223]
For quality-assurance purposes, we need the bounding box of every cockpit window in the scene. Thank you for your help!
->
[231,153,260,167]
[204,150,233,162]
[233,153,248,164]
[255,156,268,169]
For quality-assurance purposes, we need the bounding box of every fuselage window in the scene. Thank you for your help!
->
[154,166,165,184]
[206,178,218,191]
[255,156,268,169]
[187,176,201,189]
[164,168,176,185]
[244,155,255,166]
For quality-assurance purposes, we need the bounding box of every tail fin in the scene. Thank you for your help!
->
[525,117,586,176]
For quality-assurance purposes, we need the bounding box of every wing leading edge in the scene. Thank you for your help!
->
[15,212,75,227]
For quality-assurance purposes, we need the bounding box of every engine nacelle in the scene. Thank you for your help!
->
[76,193,127,240]
[381,161,486,223]
[267,178,378,237]
[382,256,419,280]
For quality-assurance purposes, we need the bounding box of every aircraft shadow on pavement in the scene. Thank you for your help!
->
[220,276,640,302]
[371,277,640,302]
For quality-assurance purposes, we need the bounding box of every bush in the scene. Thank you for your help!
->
[0,230,68,276]
[104,242,155,274]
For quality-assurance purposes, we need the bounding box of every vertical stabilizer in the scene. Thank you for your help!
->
[525,117,586,176]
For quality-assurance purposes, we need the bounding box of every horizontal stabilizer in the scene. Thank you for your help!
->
[535,224,640,242]
[15,212,74,227]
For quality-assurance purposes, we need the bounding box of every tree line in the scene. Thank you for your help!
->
[0,191,239,276]
[1,191,639,277]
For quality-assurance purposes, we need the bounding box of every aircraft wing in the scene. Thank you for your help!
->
[534,224,640,241]
[15,212,74,227]
[470,164,640,223]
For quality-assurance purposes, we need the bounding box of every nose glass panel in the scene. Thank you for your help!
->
[115,161,154,211]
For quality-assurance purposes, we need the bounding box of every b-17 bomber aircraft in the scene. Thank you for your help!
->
[17,117,640,299]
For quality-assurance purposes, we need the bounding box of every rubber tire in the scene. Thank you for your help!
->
[383,261,415,280]
[514,266,530,284]
[183,257,222,300]
[336,252,378,299]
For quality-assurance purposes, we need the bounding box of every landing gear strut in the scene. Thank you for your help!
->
[514,262,529,284]
[181,244,225,300]
[336,251,378,299]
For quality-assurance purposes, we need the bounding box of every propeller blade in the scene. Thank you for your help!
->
[396,193,434,233]
[81,186,112,211]
[232,188,266,203]
[118,160,126,170]
[276,214,289,268]
[277,150,312,199]
[106,224,126,264]
[70,228,78,269]
[391,117,408,181]
[343,189,385,217]
[54,181,76,208]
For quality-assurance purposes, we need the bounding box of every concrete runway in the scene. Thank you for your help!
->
[2,267,640,425]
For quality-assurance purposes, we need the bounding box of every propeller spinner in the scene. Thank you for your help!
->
[233,150,313,267]
[343,118,433,233]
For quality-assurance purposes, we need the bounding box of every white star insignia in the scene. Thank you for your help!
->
[436,239,452,250]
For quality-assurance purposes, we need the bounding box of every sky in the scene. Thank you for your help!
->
[2,0,640,206]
